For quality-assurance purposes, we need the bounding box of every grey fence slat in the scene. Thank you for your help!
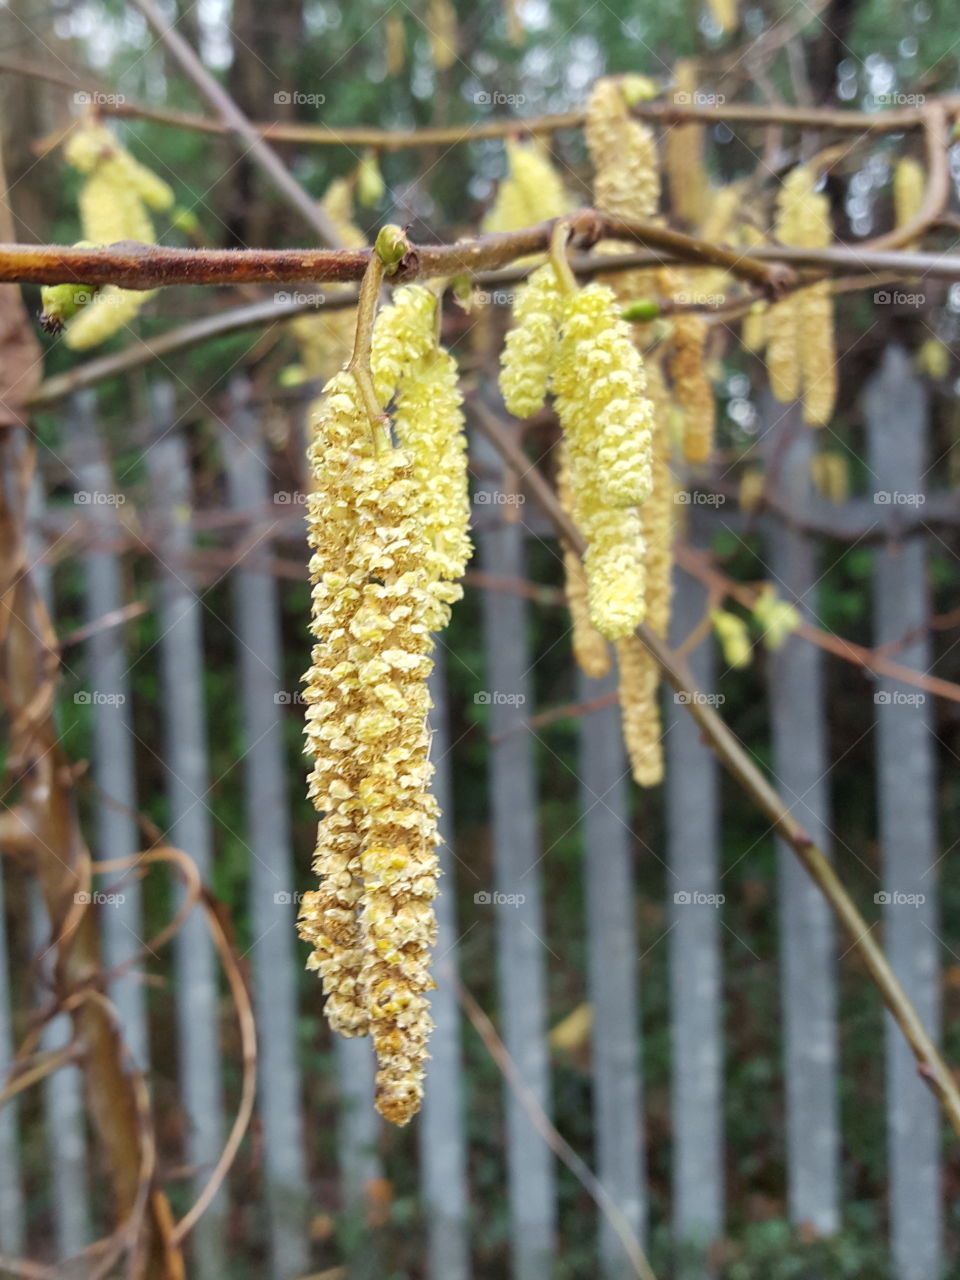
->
[144,385,226,1278]
[222,377,308,1280]
[26,470,90,1258]
[69,392,149,1068]
[576,667,645,1274]
[333,1036,380,1211]
[420,648,471,1280]
[0,859,25,1256]
[476,442,555,1280]
[865,346,942,1280]
[763,402,839,1234]
[666,539,724,1258]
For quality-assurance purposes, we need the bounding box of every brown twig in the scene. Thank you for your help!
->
[3,52,955,148]
[458,980,657,1280]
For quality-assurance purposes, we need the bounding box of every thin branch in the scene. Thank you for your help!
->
[470,399,960,1140]
[3,53,956,148]
[458,980,657,1280]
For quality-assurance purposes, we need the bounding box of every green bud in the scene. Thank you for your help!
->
[374,223,410,274]
[621,298,661,322]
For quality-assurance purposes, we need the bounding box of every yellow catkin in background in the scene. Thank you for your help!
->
[557,446,611,679]
[290,178,367,384]
[752,586,801,650]
[710,608,752,668]
[615,361,674,786]
[916,336,950,381]
[665,60,707,227]
[498,263,564,417]
[766,165,837,426]
[707,0,738,33]
[810,451,849,504]
[385,14,406,75]
[425,0,457,69]
[62,121,173,348]
[483,138,569,234]
[739,466,766,511]
[585,77,661,221]
[584,77,661,301]
[658,265,715,464]
[893,156,925,237]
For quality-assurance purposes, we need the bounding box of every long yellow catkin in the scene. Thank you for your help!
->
[553,283,654,638]
[300,289,470,1126]
[483,139,569,234]
[766,166,837,425]
[585,77,660,221]
[616,361,674,786]
[557,446,611,679]
[62,122,173,349]
[585,77,661,302]
[498,263,564,418]
[665,60,707,227]
[658,265,715,464]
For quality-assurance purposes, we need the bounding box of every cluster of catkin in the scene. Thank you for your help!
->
[499,262,674,784]
[61,121,173,348]
[298,286,470,1125]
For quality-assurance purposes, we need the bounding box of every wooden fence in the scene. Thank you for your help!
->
[0,343,952,1278]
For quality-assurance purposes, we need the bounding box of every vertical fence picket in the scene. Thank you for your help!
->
[68,391,149,1068]
[763,402,839,1234]
[866,346,942,1280]
[666,537,724,1265]
[420,648,471,1280]
[576,666,645,1274]
[475,436,555,1280]
[222,377,308,1280]
[144,385,226,1278]
[25,469,89,1259]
